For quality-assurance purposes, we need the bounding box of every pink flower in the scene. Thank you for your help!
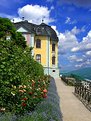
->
[43,89,47,93]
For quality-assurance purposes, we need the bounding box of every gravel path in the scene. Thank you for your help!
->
[55,78,91,121]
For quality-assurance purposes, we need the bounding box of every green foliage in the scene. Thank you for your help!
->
[70,74,83,82]
[17,78,62,121]
[0,39,50,114]
[0,78,63,121]
[12,32,26,48]
[0,17,50,115]
[0,17,16,40]
[65,67,91,80]
[0,17,26,48]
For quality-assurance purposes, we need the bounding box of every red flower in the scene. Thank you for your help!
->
[22,98,27,101]
[43,94,47,98]
[21,102,27,107]
[28,92,33,95]
[43,89,47,93]
[32,83,35,87]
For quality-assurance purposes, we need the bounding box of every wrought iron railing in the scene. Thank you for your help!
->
[74,82,91,111]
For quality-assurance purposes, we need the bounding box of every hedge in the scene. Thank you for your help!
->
[0,39,46,114]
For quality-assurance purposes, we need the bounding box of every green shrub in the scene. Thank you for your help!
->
[0,78,62,121]
[0,40,49,114]
[17,78,62,121]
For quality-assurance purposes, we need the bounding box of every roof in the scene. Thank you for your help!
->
[14,20,35,33]
[14,20,58,42]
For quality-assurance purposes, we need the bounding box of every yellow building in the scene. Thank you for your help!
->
[14,20,59,78]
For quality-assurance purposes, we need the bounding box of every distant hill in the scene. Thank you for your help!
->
[64,67,91,80]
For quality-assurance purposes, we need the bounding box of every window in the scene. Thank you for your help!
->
[36,27,41,35]
[52,56,55,65]
[36,39,41,48]
[36,54,41,63]
[52,44,55,52]
[53,70,55,72]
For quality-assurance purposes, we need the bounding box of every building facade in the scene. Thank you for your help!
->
[14,20,59,78]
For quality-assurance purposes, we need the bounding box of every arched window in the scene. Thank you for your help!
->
[36,39,41,48]
[52,56,55,65]
[52,43,55,52]
[36,27,41,35]
[36,54,41,63]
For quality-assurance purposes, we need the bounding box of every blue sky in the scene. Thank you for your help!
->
[0,0,91,72]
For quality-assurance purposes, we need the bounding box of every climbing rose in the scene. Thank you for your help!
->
[28,92,33,95]
[22,98,27,101]
[43,89,47,93]
[21,102,27,107]
[43,94,47,98]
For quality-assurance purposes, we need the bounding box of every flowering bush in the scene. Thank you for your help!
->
[0,78,63,121]
[0,40,50,114]
[15,76,50,114]
[16,78,62,121]
[29,78,62,121]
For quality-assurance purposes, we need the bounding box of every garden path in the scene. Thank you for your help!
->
[55,78,91,121]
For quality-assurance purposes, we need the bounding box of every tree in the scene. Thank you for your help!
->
[0,17,26,48]
[13,32,26,48]
[70,74,83,82]
[0,17,16,39]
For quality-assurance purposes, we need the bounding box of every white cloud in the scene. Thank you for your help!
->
[71,47,79,52]
[75,58,91,68]
[51,25,91,70]
[65,17,77,24]
[53,26,89,59]
[54,25,91,70]
[52,26,79,49]
[86,59,91,65]
[71,30,91,52]
[65,17,71,24]
[0,4,54,24]
[86,51,91,56]
[58,27,79,54]
[71,26,85,35]
[17,4,54,24]
[68,55,83,62]
[69,30,91,69]
[75,64,83,68]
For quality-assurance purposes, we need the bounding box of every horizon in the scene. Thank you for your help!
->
[60,66,91,73]
[0,0,91,72]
